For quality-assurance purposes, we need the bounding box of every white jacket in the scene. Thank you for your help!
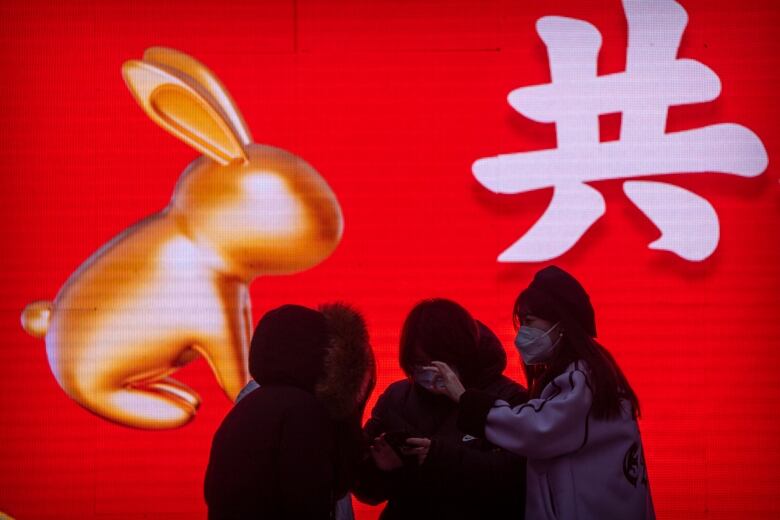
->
[483,361,654,520]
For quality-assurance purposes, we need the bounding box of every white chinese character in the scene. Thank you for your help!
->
[474,0,768,262]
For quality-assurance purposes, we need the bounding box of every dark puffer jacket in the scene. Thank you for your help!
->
[204,304,375,520]
[352,322,528,520]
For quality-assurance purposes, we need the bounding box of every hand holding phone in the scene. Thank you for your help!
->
[370,433,405,471]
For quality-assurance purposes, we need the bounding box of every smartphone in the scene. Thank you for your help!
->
[412,366,445,391]
[382,431,412,457]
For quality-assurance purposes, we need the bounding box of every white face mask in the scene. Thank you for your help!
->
[514,322,562,365]
[412,366,445,391]
[411,365,458,392]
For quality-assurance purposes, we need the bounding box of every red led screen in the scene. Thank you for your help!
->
[1,0,778,518]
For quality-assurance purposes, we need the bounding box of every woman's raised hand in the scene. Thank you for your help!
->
[427,361,466,402]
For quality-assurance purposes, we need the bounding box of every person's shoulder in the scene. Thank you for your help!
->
[547,360,593,392]
[260,387,333,429]
[237,385,326,415]
[377,378,412,400]
[484,375,528,403]
[367,378,411,416]
[234,379,260,403]
[273,385,327,408]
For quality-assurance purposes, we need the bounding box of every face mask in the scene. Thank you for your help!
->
[514,322,562,365]
[411,366,447,391]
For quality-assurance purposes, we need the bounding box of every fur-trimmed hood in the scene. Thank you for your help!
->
[316,303,376,420]
[248,302,375,421]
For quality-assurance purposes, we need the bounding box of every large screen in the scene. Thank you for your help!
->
[1,0,778,518]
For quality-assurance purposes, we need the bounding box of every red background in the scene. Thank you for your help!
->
[1,0,779,518]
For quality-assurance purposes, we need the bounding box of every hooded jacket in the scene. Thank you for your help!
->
[352,321,528,520]
[457,266,654,519]
[458,361,654,520]
[204,304,375,520]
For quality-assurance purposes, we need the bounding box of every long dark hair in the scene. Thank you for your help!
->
[514,289,641,420]
[399,298,480,385]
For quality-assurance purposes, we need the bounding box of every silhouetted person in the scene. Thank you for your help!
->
[353,298,528,519]
[431,266,655,519]
[204,303,375,519]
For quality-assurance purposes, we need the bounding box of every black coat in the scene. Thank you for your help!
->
[352,323,528,520]
[204,385,338,519]
[203,304,375,520]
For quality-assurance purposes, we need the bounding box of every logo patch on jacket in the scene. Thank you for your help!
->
[623,442,649,487]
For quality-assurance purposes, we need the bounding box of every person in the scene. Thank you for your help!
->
[233,379,358,520]
[429,266,655,519]
[352,298,528,519]
[204,303,376,519]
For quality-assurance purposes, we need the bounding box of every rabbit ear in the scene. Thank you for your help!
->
[122,58,248,165]
[141,47,253,146]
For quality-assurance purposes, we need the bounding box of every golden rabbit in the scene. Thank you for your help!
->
[20,47,344,429]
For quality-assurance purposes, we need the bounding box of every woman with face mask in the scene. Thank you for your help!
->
[352,298,529,520]
[428,266,655,520]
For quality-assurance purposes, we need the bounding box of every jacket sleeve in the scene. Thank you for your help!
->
[459,366,593,459]
[363,385,415,438]
[351,386,420,505]
[278,399,335,519]
[419,439,526,498]
[351,456,419,505]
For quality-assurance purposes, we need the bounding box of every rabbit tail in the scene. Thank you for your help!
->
[21,300,53,338]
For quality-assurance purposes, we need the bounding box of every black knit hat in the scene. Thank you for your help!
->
[524,265,597,337]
